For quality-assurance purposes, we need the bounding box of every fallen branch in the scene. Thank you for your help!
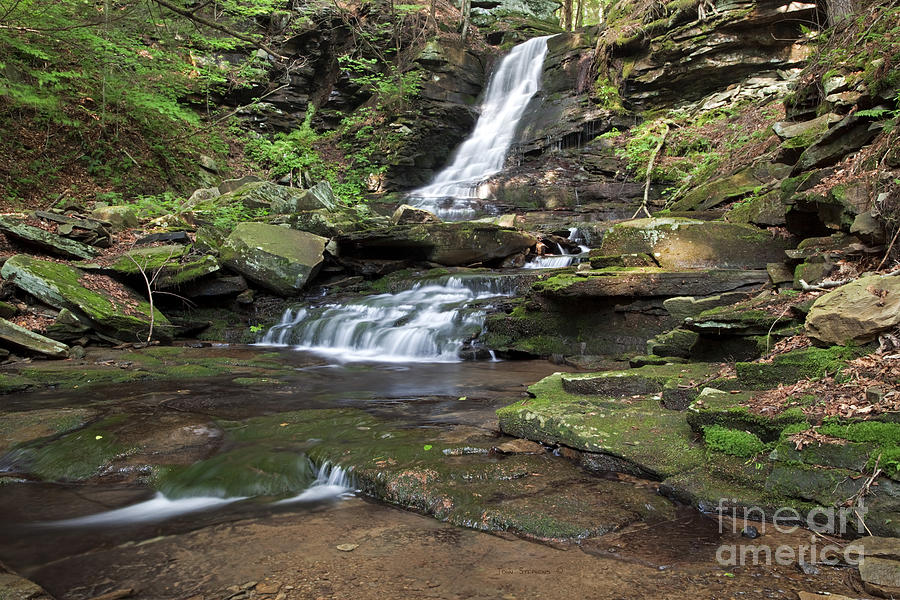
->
[151,0,289,60]
[798,278,851,291]
[877,224,900,271]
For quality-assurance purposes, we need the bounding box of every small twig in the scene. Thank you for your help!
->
[798,278,851,291]
[632,120,671,219]
[877,225,900,271]
[765,306,791,356]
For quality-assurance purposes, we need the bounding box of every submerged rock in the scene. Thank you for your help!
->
[219,222,327,295]
[0,255,173,343]
[805,275,900,344]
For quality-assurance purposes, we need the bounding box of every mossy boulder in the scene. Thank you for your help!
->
[104,245,220,288]
[219,181,334,213]
[338,222,537,266]
[669,163,790,212]
[219,222,327,295]
[805,274,900,345]
[0,255,173,343]
[724,191,787,227]
[598,218,793,270]
[646,328,698,358]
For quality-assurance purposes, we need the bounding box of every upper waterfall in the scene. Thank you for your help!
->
[407,36,552,220]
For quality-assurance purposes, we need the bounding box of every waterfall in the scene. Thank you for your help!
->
[259,275,517,362]
[407,36,553,220]
[523,227,591,269]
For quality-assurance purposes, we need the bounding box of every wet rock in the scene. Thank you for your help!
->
[135,231,191,245]
[0,255,173,343]
[90,205,138,231]
[0,317,69,358]
[805,274,900,344]
[493,439,545,454]
[598,218,794,270]
[391,204,441,225]
[220,222,327,295]
[0,570,54,600]
[0,216,99,260]
[741,525,759,539]
[338,222,537,267]
[797,559,820,575]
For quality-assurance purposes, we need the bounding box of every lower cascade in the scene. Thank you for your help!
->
[523,227,590,269]
[259,275,518,362]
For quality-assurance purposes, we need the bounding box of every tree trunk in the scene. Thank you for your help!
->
[826,0,853,25]
[575,0,584,28]
[562,0,573,30]
[461,0,471,42]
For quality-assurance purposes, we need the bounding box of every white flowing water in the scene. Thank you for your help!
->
[523,227,590,269]
[259,276,517,362]
[38,463,355,527]
[407,36,553,220]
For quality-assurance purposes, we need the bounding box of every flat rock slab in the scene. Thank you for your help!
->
[532,268,769,298]
[338,222,536,267]
[598,218,794,270]
[0,317,69,358]
[0,217,99,260]
[0,255,172,343]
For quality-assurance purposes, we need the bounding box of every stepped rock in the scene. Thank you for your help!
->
[0,317,69,358]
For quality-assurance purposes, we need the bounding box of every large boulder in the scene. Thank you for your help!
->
[90,205,138,231]
[598,218,793,270]
[219,222,327,295]
[338,222,537,266]
[805,274,900,345]
[0,255,173,343]
[219,181,334,214]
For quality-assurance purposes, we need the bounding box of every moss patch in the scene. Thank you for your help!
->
[703,425,768,457]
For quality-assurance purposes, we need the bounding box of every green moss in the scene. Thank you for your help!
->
[703,425,768,457]
[687,390,807,440]
[153,447,316,498]
[22,415,130,481]
[736,346,867,388]
[819,419,900,445]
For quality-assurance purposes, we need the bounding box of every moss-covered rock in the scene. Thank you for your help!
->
[532,267,770,298]
[724,191,787,227]
[687,388,807,441]
[0,317,69,358]
[0,255,173,343]
[497,373,708,479]
[102,244,220,288]
[669,163,791,212]
[598,218,794,270]
[735,345,867,388]
[219,222,327,296]
[0,217,99,260]
[646,328,698,358]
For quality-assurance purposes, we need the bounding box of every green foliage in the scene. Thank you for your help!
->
[703,425,769,457]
